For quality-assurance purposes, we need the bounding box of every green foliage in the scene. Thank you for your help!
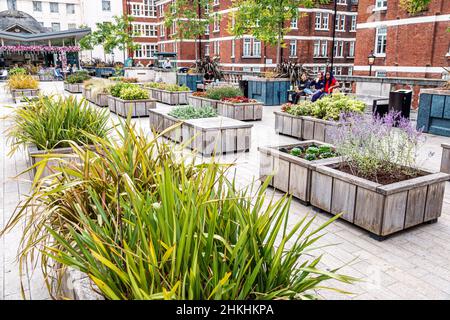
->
[287,144,336,161]
[7,74,39,90]
[66,71,91,84]
[399,0,431,15]
[9,67,28,76]
[109,82,135,97]
[6,95,110,152]
[205,86,243,101]
[119,86,149,100]
[144,82,190,92]
[290,147,302,156]
[306,146,320,156]
[168,106,217,119]
[283,94,366,120]
[1,121,357,300]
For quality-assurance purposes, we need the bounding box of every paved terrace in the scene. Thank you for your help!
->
[1,82,450,300]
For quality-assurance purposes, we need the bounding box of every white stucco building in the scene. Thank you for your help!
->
[0,0,125,63]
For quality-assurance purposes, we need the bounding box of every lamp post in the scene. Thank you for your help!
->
[368,51,375,76]
[330,0,338,72]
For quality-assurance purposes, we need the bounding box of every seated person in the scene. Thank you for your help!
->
[311,71,339,102]
[162,58,172,69]
[72,64,78,72]
[0,69,8,80]
[293,72,314,104]
[204,70,214,85]
[66,64,73,75]
[54,67,64,81]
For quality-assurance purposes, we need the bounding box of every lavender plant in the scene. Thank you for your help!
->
[328,112,425,183]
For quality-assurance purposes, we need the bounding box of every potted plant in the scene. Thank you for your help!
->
[7,74,40,103]
[108,83,156,118]
[6,95,110,178]
[82,78,113,107]
[149,105,253,156]
[309,112,450,239]
[275,94,366,143]
[143,82,191,105]
[259,141,340,204]
[1,122,356,300]
[64,71,91,93]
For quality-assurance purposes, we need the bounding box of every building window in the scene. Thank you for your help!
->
[160,24,165,37]
[289,40,297,57]
[143,0,157,17]
[102,0,111,12]
[214,41,220,55]
[375,0,387,9]
[131,4,141,16]
[315,40,328,57]
[348,41,355,57]
[375,26,387,55]
[205,24,209,35]
[253,40,261,57]
[348,67,353,76]
[291,17,298,29]
[315,13,329,30]
[243,38,251,57]
[133,24,142,36]
[335,14,345,32]
[68,23,77,30]
[144,44,157,58]
[50,2,59,13]
[66,4,75,14]
[134,46,143,58]
[159,5,164,17]
[205,44,210,56]
[7,0,17,10]
[334,41,344,57]
[231,40,235,58]
[333,67,342,76]
[337,0,347,4]
[51,22,60,31]
[213,14,220,32]
[350,16,357,31]
[33,1,42,12]
[144,25,157,37]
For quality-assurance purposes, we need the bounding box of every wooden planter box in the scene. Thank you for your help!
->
[149,108,253,156]
[417,89,450,137]
[310,161,450,239]
[188,95,220,110]
[247,77,290,106]
[217,101,263,121]
[28,144,84,178]
[11,89,40,102]
[64,82,83,93]
[147,88,190,105]
[108,95,156,118]
[259,141,340,204]
[82,87,108,107]
[274,111,345,143]
[441,143,450,174]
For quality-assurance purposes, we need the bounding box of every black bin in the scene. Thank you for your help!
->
[389,89,412,119]
[373,98,390,118]
[239,80,249,98]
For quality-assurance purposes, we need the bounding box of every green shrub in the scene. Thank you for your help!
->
[119,86,149,100]
[6,95,110,152]
[168,106,217,120]
[66,71,91,84]
[144,82,190,92]
[205,86,243,100]
[109,82,136,98]
[1,121,356,300]
[9,67,28,76]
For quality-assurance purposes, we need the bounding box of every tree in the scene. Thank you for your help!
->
[230,0,329,66]
[164,0,213,61]
[79,15,138,63]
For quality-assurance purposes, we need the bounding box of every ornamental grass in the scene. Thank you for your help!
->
[1,121,357,300]
[7,74,39,90]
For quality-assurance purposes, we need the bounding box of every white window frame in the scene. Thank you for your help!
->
[334,41,344,57]
[375,26,387,56]
[231,40,235,58]
[213,13,220,32]
[49,2,59,13]
[102,0,111,12]
[290,17,298,29]
[348,41,355,57]
[33,1,42,12]
[375,0,387,10]
[350,15,357,32]
[289,40,297,57]
[243,38,252,57]
[315,13,329,31]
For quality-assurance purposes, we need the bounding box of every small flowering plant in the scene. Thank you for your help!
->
[328,111,425,183]
[221,96,257,103]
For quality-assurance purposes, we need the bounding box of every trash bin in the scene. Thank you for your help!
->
[372,98,390,118]
[389,89,412,119]
[239,80,249,98]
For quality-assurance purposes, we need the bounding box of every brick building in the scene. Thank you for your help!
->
[354,0,450,79]
[126,0,358,75]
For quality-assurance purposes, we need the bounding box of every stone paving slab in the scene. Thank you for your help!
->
[1,82,450,300]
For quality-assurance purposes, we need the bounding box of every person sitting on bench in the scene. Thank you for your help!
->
[311,71,339,102]
[293,72,314,104]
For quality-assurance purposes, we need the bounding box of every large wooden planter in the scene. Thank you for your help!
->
[259,141,340,204]
[149,108,253,156]
[82,87,108,107]
[417,89,450,137]
[310,161,450,239]
[247,77,290,106]
[147,88,190,105]
[108,95,156,118]
[187,95,220,110]
[64,82,83,93]
[441,143,450,174]
[11,89,40,102]
[217,101,263,121]
[274,111,345,143]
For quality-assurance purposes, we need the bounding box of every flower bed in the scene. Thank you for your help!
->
[143,83,191,105]
[217,96,264,121]
[149,107,253,156]
[108,83,155,118]
[259,141,340,204]
[188,92,220,110]
[64,71,91,93]
[309,112,450,239]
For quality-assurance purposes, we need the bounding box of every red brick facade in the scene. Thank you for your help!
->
[354,0,450,79]
[125,0,358,74]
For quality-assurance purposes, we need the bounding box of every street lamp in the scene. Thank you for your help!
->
[368,51,376,76]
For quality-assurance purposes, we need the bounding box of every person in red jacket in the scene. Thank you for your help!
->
[311,71,340,102]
